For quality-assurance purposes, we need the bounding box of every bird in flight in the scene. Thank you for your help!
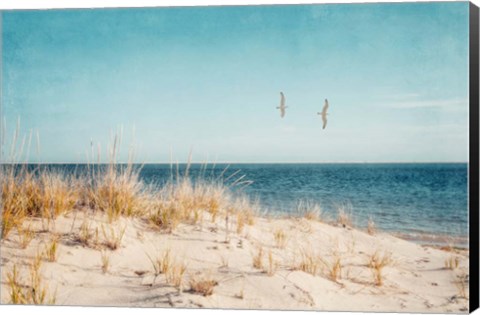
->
[277,92,287,118]
[318,99,329,129]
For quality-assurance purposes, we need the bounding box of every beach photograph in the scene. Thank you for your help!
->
[0,1,473,313]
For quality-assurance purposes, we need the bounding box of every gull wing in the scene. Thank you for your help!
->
[322,99,329,114]
[278,92,286,118]
[321,99,329,129]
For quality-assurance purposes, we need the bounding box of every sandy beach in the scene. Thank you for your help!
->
[0,207,469,312]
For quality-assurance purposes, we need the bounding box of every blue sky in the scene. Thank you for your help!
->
[1,2,470,163]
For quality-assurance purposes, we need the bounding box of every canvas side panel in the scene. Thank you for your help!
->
[469,2,480,313]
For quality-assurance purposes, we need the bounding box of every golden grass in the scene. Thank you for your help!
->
[146,248,187,289]
[252,246,264,270]
[148,200,182,232]
[101,250,111,274]
[367,250,393,286]
[145,178,257,236]
[2,142,257,244]
[236,211,246,234]
[147,248,172,278]
[1,167,77,239]
[189,274,218,296]
[1,166,81,241]
[0,125,257,252]
[5,257,56,305]
[265,250,277,276]
[44,235,59,262]
[166,259,188,290]
[87,164,147,222]
[6,265,25,304]
[273,228,288,249]
[1,125,72,239]
[323,255,342,282]
[297,248,321,276]
[77,217,93,247]
[17,224,35,249]
[101,224,126,250]
[39,172,78,218]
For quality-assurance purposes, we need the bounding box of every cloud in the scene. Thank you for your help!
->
[388,98,468,111]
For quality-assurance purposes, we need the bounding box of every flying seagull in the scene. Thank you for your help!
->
[277,92,287,118]
[318,99,329,129]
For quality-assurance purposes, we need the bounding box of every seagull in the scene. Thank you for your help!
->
[277,92,287,118]
[318,99,329,129]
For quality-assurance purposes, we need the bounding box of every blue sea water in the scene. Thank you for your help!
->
[141,163,469,247]
[27,163,470,247]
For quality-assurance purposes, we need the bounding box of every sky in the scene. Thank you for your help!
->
[0,2,470,163]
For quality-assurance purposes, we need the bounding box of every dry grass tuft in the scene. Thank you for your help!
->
[147,248,173,278]
[337,204,353,227]
[1,166,76,239]
[323,254,342,282]
[236,211,246,234]
[252,246,264,270]
[166,259,188,290]
[367,250,393,286]
[6,265,25,304]
[5,257,56,305]
[17,224,35,249]
[146,248,187,289]
[75,216,101,249]
[265,250,278,276]
[189,274,218,296]
[101,250,111,274]
[44,235,59,262]
[273,228,288,249]
[87,164,146,222]
[295,200,322,221]
[148,200,182,233]
[101,224,126,250]
[297,248,321,276]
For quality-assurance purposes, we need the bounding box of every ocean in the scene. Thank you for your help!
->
[20,163,470,247]
[143,163,469,247]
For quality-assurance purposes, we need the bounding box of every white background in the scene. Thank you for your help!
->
[0,0,479,315]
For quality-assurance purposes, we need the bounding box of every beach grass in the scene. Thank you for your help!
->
[189,274,218,296]
[101,250,111,274]
[297,247,321,276]
[367,250,393,286]
[252,246,264,270]
[273,228,288,249]
[101,224,126,250]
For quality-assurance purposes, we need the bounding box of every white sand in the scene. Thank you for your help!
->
[0,211,469,312]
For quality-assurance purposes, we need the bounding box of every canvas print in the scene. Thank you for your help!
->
[0,2,477,313]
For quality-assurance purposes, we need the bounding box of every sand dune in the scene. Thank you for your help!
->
[0,210,469,312]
